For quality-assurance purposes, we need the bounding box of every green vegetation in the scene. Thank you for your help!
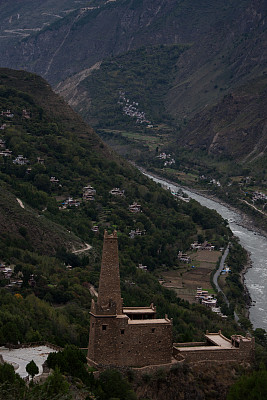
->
[0,68,266,399]
[227,365,267,400]
[81,44,186,129]
[26,360,39,380]
[0,69,239,347]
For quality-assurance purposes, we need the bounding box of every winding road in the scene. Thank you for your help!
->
[213,244,229,299]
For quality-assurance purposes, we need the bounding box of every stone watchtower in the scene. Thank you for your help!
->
[87,231,173,368]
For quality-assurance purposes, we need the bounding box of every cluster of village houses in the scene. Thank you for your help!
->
[177,241,231,319]
[177,241,216,264]
[195,287,227,318]
[0,110,62,186]
[156,152,176,167]
[0,262,36,290]
[199,175,221,187]
[252,191,267,204]
[199,176,266,207]
[118,91,153,126]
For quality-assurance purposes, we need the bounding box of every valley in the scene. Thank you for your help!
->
[0,0,266,397]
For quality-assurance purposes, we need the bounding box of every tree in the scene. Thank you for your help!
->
[26,360,39,380]
[41,366,69,397]
[97,369,137,400]
[227,367,267,400]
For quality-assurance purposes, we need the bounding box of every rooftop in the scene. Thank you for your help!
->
[123,307,156,315]
[128,318,170,325]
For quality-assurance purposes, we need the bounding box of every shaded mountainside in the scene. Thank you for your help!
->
[0,0,266,171]
[0,186,82,255]
[177,75,267,162]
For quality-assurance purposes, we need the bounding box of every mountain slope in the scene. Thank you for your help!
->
[0,68,244,352]
[177,75,267,162]
[0,0,266,171]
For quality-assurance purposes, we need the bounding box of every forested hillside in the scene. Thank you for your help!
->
[0,68,241,348]
[0,68,266,400]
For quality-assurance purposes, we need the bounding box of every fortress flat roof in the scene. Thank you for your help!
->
[174,334,234,352]
[205,334,232,348]
[177,345,236,351]
[123,307,155,314]
[128,318,170,325]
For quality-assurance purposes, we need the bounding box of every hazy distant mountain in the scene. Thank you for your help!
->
[0,0,266,173]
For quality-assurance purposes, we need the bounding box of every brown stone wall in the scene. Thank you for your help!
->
[88,314,128,364]
[97,231,123,314]
[121,322,173,367]
[176,347,253,364]
[88,315,172,367]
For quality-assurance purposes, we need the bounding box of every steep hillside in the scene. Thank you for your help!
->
[177,75,267,162]
[1,0,265,102]
[0,0,266,175]
[0,68,245,351]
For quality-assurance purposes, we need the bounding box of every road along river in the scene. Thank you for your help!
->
[144,172,267,331]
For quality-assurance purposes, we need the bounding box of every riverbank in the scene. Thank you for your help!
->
[139,167,267,239]
[140,167,267,330]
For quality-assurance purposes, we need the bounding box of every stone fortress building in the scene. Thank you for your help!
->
[87,231,254,369]
[87,231,172,368]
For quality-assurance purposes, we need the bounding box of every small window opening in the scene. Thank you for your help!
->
[152,328,155,333]
[121,329,125,334]
[102,325,107,331]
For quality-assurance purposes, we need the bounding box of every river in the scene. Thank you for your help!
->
[144,172,267,331]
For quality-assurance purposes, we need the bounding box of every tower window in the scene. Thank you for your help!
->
[102,325,107,331]
[121,329,125,334]
[152,328,155,333]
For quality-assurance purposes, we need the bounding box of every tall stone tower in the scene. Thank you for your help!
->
[97,230,123,315]
[87,230,173,368]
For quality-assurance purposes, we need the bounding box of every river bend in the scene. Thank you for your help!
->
[144,172,267,331]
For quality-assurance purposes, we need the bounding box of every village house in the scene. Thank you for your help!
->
[37,157,45,164]
[109,188,125,196]
[129,202,141,213]
[129,228,146,239]
[91,225,99,234]
[83,185,96,201]
[164,158,175,167]
[62,197,80,208]
[50,176,59,184]
[195,287,227,318]
[1,110,14,118]
[0,149,12,157]
[137,263,148,271]
[0,265,12,280]
[22,109,30,119]
[177,251,191,263]
[191,241,215,251]
[13,155,29,165]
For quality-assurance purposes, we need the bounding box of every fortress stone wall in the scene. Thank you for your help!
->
[87,231,172,368]
[87,231,254,370]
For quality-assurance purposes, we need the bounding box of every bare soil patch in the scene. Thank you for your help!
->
[161,250,221,303]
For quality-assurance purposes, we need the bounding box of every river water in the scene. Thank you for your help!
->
[144,172,267,331]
